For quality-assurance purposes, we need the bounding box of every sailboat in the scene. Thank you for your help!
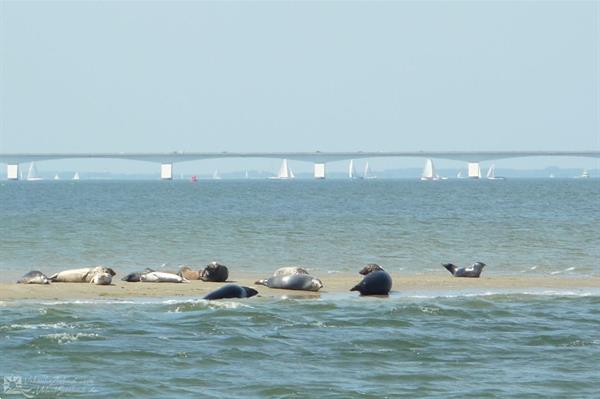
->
[348,160,361,179]
[212,170,222,180]
[245,170,249,179]
[457,171,463,179]
[576,169,590,179]
[53,174,60,180]
[270,159,295,179]
[72,172,80,180]
[420,159,440,181]
[486,164,505,180]
[26,162,43,181]
[363,162,376,179]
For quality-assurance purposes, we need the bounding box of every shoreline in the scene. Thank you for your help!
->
[2,273,599,301]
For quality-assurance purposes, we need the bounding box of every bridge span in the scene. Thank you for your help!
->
[1,151,599,180]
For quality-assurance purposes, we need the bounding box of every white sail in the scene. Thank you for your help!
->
[486,164,496,179]
[245,170,249,179]
[271,159,294,179]
[72,172,80,180]
[457,171,463,179]
[53,174,60,180]
[420,159,439,181]
[26,162,43,181]
[212,169,222,180]
[349,160,359,179]
[363,162,376,179]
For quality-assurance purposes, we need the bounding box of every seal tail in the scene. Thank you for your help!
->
[254,279,268,286]
[442,263,456,275]
[350,283,360,292]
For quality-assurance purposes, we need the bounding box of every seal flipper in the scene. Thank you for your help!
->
[254,279,268,286]
[49,273,58,282]
[442,263,457,276]
[350,283,361,292]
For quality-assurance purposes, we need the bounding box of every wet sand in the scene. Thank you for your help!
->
[1,273,599,301]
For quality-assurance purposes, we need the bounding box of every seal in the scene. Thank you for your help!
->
[442,262,486,277]
[50,266,116,283]
[272,266,309,277]
[203,284,258,300]
[178,266,201,280]
[350,270,392,296]
[358,264,385,275]
[17,271,50,284]
[255,274,323,292]
[200,262,229,282]
[90,272,112,285]
[140,271,189,283]
[121,268,155,282]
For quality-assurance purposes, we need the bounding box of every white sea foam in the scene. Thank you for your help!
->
[43,332,99,344]
[7,322,76,330]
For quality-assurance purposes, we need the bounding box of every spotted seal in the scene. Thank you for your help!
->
[50,266,116,283]
[203,284,258,300]
[255,274,323,292]
[17,271,50,284]
[442,262,486,277]
[351,270,392,296]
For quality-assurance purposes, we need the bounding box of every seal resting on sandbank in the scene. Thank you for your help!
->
[442,262,485,277]
[203,284,258,300]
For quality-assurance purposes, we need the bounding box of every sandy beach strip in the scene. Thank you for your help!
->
[1,273,599,301]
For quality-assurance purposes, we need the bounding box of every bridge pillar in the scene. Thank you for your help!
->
[160,163,173,180]
[314,163,326,179]
[6,164,19,180]
[467,162,481,179]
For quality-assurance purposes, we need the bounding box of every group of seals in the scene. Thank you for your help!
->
[178,262,229,282]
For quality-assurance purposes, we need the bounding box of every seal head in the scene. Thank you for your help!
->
[359,264,385,275]
[200,262,229,282]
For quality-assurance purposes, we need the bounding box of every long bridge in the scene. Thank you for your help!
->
[1,151,599,179]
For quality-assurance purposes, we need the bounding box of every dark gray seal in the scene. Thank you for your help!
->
[442,262,485,277]
[351,270,392,296]
[359,264,385,275]
[203,284,258,300]
[200,262,229,282]
[17,271,50,284]
[255,274,323,291]
[121,268,154,282]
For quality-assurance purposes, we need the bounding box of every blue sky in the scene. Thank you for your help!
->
[0,1,598,173]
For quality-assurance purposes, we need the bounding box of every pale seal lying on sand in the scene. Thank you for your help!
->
[358,264,385,275]
[90,272,112,285]
[121,268,155,282]
[50,267,116,283]
[442,262,486,278]
[203,284,258,300]
[17,271,50,284]
[200,262,229,282]
[178,266,201,280]
[140,271,189,283]
[255,274,323,291]
[351,270,392,296]
[272,266,309,277]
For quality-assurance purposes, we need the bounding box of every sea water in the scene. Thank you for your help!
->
[1,179,599,397]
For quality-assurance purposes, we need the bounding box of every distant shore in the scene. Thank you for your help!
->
[2,273,599,301]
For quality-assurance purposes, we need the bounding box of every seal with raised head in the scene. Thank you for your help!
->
[121,268,155,282]
[140,271,189,283]
[203,284,258,300]
[442,262,485,278]
[351,270,392,296]
[358,264,385,275]
[272,266,309,277]
[178,265,201,280]
[17,271,50,284]
[200,262,229,282]
[255,274,323,292]
[50,266,116,283]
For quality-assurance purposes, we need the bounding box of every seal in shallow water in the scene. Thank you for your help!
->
[203,284,258,300]
[350,270,392,296]
[255,274,323,292]
[17,271,50,284]
[442,262,485,278]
